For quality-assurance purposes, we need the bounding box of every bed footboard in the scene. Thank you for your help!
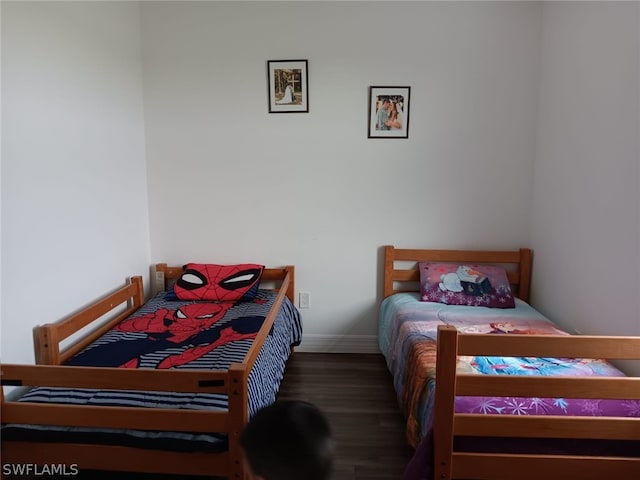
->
[433,325,640,480]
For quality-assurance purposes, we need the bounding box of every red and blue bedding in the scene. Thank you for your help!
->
[2,289,302,452]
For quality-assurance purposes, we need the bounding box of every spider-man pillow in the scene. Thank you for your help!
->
[173,263,264,302]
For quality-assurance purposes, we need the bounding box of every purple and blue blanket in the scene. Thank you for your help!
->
[379,293,639,480]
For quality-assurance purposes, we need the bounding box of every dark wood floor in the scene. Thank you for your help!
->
[37,353,414,480]
[277,352,414,480]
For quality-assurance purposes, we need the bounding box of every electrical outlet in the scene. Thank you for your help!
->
[299,291,310,309]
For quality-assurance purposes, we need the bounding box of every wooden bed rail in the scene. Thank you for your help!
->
[34,276,145,365]
[1,365,233,433]
[244,269,291,369]
[1,442,231,477]
[383,245,532,302]
[433,325,640,480]
[1,356,247,478]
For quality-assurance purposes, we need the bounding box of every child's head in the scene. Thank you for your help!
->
[240,400,334,480]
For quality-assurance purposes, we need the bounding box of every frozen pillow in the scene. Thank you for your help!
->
[418,262,515,308]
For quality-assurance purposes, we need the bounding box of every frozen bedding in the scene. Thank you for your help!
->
[379,293,638,448]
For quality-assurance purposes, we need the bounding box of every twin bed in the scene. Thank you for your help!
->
[380,246,640,480]
[1,263,302,479]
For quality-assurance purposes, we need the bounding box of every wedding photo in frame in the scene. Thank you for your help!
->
[368,86,411,138]
[267,59,309,113]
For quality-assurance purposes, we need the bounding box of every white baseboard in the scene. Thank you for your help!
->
[295,334,380,354]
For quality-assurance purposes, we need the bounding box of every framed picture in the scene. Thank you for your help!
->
[367,86,411,138]
[267,59,309,113]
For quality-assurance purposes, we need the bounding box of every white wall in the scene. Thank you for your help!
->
[1,1,151,364]
[531,2,640,373]
[4,1,637,367]
[141,1,541,351]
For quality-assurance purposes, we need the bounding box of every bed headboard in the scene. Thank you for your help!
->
[153,264,296,304]
[383,246,532,303]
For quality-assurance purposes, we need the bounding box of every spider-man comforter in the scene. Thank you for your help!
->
[2,290,302,452]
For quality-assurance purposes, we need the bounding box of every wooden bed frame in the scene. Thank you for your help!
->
[434,325,640,480]
[0,264,296,480]
[382,246,640,479]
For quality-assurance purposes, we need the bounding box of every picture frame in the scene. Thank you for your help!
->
[367,86,411,138]
[267,60,309,113]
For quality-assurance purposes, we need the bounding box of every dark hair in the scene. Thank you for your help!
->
[240,401,334,480]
